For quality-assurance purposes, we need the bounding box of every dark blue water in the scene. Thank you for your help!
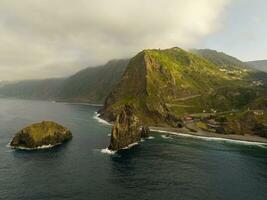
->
[0,98,267,200]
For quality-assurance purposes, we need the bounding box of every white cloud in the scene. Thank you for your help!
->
[0,0,230,80]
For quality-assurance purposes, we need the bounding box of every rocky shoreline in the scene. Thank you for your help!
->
[150,126,267,145]
[96,108,267,149]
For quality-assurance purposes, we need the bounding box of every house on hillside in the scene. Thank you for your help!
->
[253,110,264,116]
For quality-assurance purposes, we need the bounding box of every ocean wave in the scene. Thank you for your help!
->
[7,143,58,150]
[151,129,267,147]
[161,135,173,139]
[122,142,139,149]
[100,148,116,155]
[6,142,11,148]
[93,112,112,126]
[100,141,140,155]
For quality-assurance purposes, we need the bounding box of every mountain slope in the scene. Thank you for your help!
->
[0,78,65,99]
[58,59,129,103]
[192,48,267,88]
[191,49,249,70]
[100,47,266,126]
[246,60,267,72]
[0,59,129,103]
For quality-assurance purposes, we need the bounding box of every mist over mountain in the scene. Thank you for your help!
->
[0,59,129,103]
[246,60,267,72]
[191,49,250,69]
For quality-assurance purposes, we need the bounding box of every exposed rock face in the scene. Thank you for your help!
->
[140,126,150,138]
[109,105,149,151]
[224,111,267,137]
[10,121,72,149]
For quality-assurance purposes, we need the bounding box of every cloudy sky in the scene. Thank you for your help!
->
[0,0,266,81]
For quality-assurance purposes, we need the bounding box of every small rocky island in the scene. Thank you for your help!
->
[10,121,72,149]
[109,104,150,151]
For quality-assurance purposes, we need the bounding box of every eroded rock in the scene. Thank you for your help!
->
[109,104,149,151]
[10,121,72,149]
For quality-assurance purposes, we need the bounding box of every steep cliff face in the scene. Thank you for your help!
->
[100,47,263,127]
[109,104,148,151]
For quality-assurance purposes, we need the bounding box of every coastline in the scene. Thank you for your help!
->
[58,101,104,107]
[6,142,60,150]
[93,113,267,146]
[0,97,104,107]
[150,126,267,146]
[93,112,112,126]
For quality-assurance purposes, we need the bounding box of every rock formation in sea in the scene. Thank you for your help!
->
[140,126,150,138]
[108,104,150,151]
[10,121,72,149]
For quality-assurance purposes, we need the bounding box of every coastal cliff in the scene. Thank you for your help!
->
[100,48,264,122]
[109,104,149,151]
[10,121,72,149]
[100,47,267,140]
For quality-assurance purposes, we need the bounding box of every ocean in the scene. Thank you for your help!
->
[0,98,266,200]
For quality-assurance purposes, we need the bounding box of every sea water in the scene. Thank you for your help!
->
[0,98,267,200]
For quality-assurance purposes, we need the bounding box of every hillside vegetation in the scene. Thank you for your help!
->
[100,48,267,126]
[191,49,249,70]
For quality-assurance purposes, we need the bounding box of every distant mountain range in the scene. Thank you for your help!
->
[0,59,129,103]
[246,60,267,72]
[191,49,250,70]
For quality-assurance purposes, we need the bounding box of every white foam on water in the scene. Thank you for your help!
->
[93,112,112,126]
[147,136,155,140]
[161,135,173,139]
[99,142,139,155]
[151,129,267,147]
[100,138,150,155]
[122,142,139,150]
[7,143,58,150]
[36,144,55,149]
[100,148,116,155]
[108,134,111,137]
[257,145,267,149]
[6,142,11,148]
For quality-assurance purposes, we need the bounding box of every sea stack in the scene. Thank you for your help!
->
[10,121,72,149]
[140,126,150,138]
[109,104,150,151]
